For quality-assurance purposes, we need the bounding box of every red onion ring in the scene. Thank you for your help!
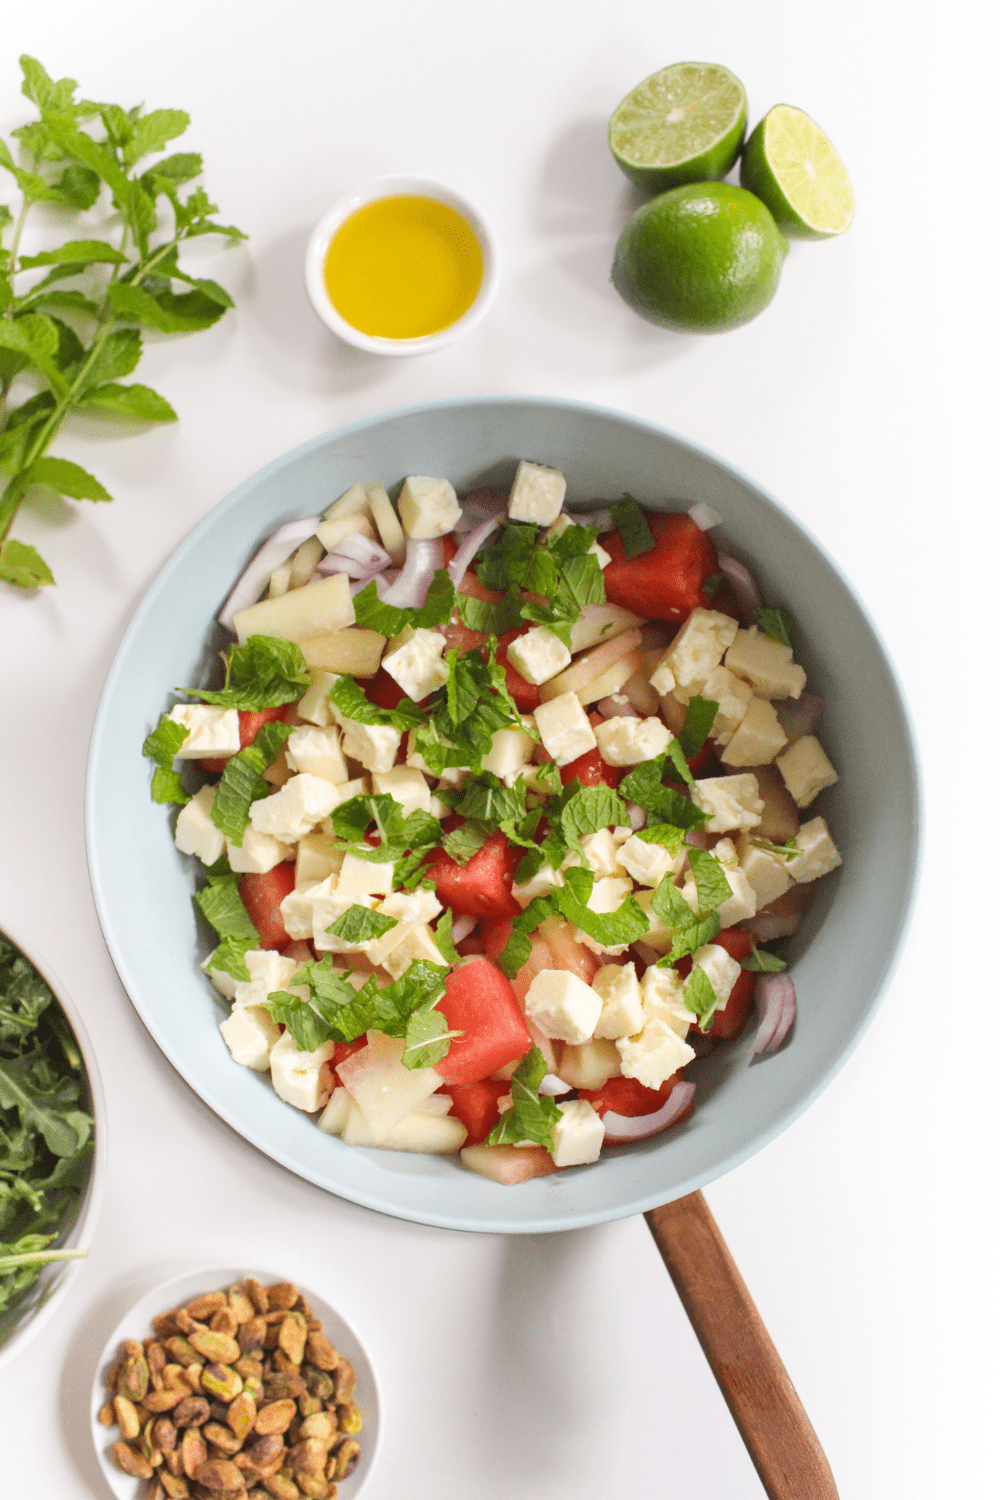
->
[688,502,722,531]
[450,914,477,945]
[447,516,500,588]
[217,517,320,631]
[775,693,825,746]
[453,493,508,533]
[752,973,797,1056]
[603,1081,696,1141]
[741,912,802,942]
[626,801,647,831]
[379,537,444,609]
[717,553,763,624]
[566,508,613,533]
[316,532,393,579]
[597,695,634,720]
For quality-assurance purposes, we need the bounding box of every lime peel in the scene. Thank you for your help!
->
[740,105,854,239]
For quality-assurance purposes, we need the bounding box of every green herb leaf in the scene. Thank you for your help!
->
[679,696,718,758]
[683,965,720,1029]
[559,785,629,855]
[0,538,54,590]
[329,674,425,733]
[352,570,456,636]
[664,736,696,789]
[687,847,732,917]
[184,636,311,711]
[434,909,460,965]
[121,108,190,169]
[74,382,177,423]
[557,866,649,948]
[498,896,561,980]
[18,239,127,269]
[325,905,398,944]
[485,1047,562,1149]
[754,607,794,648]
[142,713,190,805]
[742,944,788,973]
[440,820,489,867]
[402,1002,458,1069]
[455,586,521,635]
[210,721,293,845]
[618,756,708,829]
[29,456,112,503]
[610,494,655,558]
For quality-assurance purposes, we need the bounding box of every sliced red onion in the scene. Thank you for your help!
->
[688,502,722,531]
[218,517,321,631]
[632,941,663,969]
[603,1081,696,1141]
[741,912,802,942]
[348,567,390,597]
[684,828,710,850]
[450,914,477,945]
[379,537,444,610]
[538,1074,573,1097]
[448,516,500,587]
[316,532,392,579]
[566,507,613,533]
[626,801,647,832]
[752,973,797,1056]
[597,695,634,720]
[775,693,825,746]
[453,492,508,533]
[717,553,763,624]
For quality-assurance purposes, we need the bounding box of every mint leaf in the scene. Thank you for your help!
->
[618,756,708,828]
[754,607,794,648]
[611,494,655,558]
[265,958,357,1051]
[559,785,629,855]
[29,456,112,503]
[352,568,456,636]
[74,382,177,422]
[204,936,253,984]
[750,837,800,861]
[434,908,460,965]
[195,873,258,945]
[325,905,398,944]
[0,538,54,590]
[441,820,489,867]
[664,736,695,789]
[687,847,731,917]
[325,960,449,1047]
[455,586,521,635]
[184,635,311,711]
[683,965,721,1030]
[142,713,190,805]
[329,674,426,732]
[485,1046,561,1149]
[210,721,293,845]
[742,944,788,973]
[476,522,539,591]
[454,774,526,827]
[557,866,649,948]
[702,571,722,597]
[402,1002,459,1069]
[18,239,126,268]
[679,696,718,758]
[498,896,561,980]
[633,822,685,853]
[650,873,721,965]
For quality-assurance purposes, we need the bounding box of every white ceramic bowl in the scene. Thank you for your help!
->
[86,395,920,1235]
[304,174,498,355]
[0,923,106,1371]
[91,1265,380,1499]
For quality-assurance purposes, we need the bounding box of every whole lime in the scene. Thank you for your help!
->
[611,182,789,334]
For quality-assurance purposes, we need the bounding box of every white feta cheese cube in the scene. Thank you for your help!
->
[248,774,340,843]
[297,670,340,726]
[550,1098,605,1167]
[482,726,535,783]
[736,836,793,909]
[648,651,677,697]
[340,719,402,774]
[579,828,627,878]
[336,852,396,898]
[174,785,225,865]
[593,715,672,766]
[506,627,572,686]
[557,1038,622,1089]
[167,704,241,759]
[725,627,806,700]
[699,665,753,745]
[295,833,344,888]
[512,863,565,907]
[592,962,644,1040]
[226,826,293,875]
[382,924,447,980]
[241,949,299,999]
[662,610,739,695]
[719,697,788,767]
[710,837,758,927]
[776,735,839,807]
[691,774,764,833]
[279,874,335,940]
[689,943,742,1012]
[372,765,432,817]
[219,1005,280,1071]
[269,1029,335,1112]
[640,964,693,1038]
[204,959,239,1000]
[381,627,449,702]
[508,460,566,526]
[323,775,370,810]
[785,816,842,883]
[534,691,597,766]
[379,888,443,925]
[525,969,603,1044]
[617,834,681,888]
[285,725,349,784]
[617,1020,695,1089]
[397,475,461,538]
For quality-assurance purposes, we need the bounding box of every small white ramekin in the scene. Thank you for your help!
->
[304,174,498,356]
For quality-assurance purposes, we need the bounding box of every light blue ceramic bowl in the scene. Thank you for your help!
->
[86,396,920,1234]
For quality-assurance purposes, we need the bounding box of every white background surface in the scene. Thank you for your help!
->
[1,3,996,1497]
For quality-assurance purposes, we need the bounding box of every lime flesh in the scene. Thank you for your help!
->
[609,62,748,193]
[611,182,788,334]
[740,105,854,238]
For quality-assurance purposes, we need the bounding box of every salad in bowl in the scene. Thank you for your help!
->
[143,458,842,1185]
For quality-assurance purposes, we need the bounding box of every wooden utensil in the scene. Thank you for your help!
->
[646,1190,839,1500]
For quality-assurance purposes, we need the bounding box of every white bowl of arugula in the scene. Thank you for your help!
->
[0,925,105,1368]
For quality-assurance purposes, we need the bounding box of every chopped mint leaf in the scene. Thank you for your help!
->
[557,866,649,948]
[329,674,426,732]
[455,773,527,828]
[679,696,718,758]
[683,964,721,1030]
[329,794,442,866]
[650,873,721,965]
[264,959,357,1050]
[687,847,732,917]
[485,1045,562,1149]
[183,635,311,710]
[610,494,655,559]
[210,720,293,846]
[664,736,695,788]
[750,837,800,861]
[618,755,707,828]
[754,606,794,649]
[440,820,490,867]
[325,905,398,944]
[196,870,258,979]
[434,908,460,965]
[528,762,562,796]
[498,895,560,980]
[742,944,788,973]
[402,1002,460,1069]
[455,586,521,635]
[353,568,456,635]
[290,958,357,1007]
[330,960,449,1049]
[702,571,722,597]
[559,785,629,855]
[548,521,600,561]
[204,935,252,984]
[143,713,190,805]
[476,522,540,590]
[634,821,685,854]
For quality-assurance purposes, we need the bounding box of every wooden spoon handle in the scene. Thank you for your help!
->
[645,1191,839,1500]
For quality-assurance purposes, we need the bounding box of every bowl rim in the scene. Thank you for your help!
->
[85,393,923,1234]
[303,173,499,356]
[0,920,108,1371]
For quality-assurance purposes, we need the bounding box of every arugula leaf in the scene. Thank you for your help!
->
[142,713,190,805]
[610,494,655,558]
[679,696,719,758]
[742,944,788,973]
[210,721,293,845]
[329,674,426,733]
[183,635,311,710]
[325,905,398,944]
[754,607,794,648]
[686,847,732,917]
[485,1047,562,1149]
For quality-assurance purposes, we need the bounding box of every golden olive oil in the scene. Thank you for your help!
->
[324,195,483,340]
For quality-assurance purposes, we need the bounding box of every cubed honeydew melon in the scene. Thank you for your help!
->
[233,572,355,645]
[317,1086,352,1136]
[314,513,377,553]
[569,604,644,653]
[557,1037,622,1090]
[366,482,407,566]
[571,649,644,707]
[289,535,324,589]
[336,1031,443,1140]
[460,1145,556,1184]
[341,1102,467,1153]
[299,627,386,678]
[322,481,373,523]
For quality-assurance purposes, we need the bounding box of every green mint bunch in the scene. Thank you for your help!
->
[0,55,246,590]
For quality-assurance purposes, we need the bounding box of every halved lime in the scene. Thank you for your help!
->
[740,105,854,239]
[609,62,748,193]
